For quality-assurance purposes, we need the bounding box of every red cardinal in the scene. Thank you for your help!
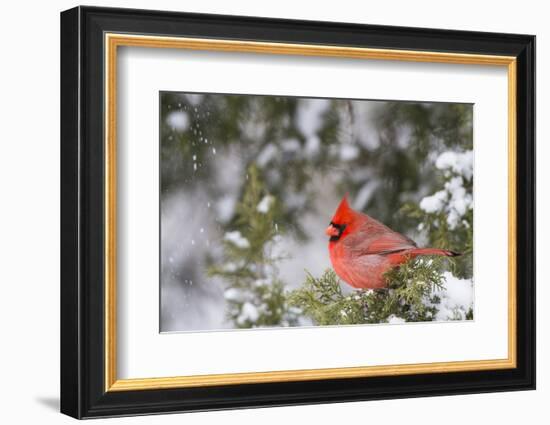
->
[326,195,460,289]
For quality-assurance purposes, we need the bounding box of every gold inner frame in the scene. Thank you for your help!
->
[104,33,517,392]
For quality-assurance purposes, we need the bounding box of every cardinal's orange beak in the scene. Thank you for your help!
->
[325,224,340,238]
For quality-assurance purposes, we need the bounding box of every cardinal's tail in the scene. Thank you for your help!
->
[408,248,461,257]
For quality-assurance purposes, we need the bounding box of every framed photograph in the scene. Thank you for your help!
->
[60,6,535,419]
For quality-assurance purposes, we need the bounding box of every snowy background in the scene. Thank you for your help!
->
[159,92,474,332]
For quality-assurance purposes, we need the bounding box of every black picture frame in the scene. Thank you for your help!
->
[60,5,535,419]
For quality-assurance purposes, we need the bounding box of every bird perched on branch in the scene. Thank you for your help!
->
[326,194,460,289]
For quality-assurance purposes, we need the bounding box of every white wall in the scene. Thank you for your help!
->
[0,0,545,423]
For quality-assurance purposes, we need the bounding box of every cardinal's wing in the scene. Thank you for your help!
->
[345,229,417,256]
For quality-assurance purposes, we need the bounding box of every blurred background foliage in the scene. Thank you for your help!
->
[160,92,473,331]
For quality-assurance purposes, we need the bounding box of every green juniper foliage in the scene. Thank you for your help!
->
[208,165,300,328]
[288,257,448,325]
[400,152,473,279]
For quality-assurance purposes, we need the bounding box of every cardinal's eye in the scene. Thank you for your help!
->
[329,222,347,242]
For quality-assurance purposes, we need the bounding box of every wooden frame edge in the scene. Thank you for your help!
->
[108,358,516,391]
